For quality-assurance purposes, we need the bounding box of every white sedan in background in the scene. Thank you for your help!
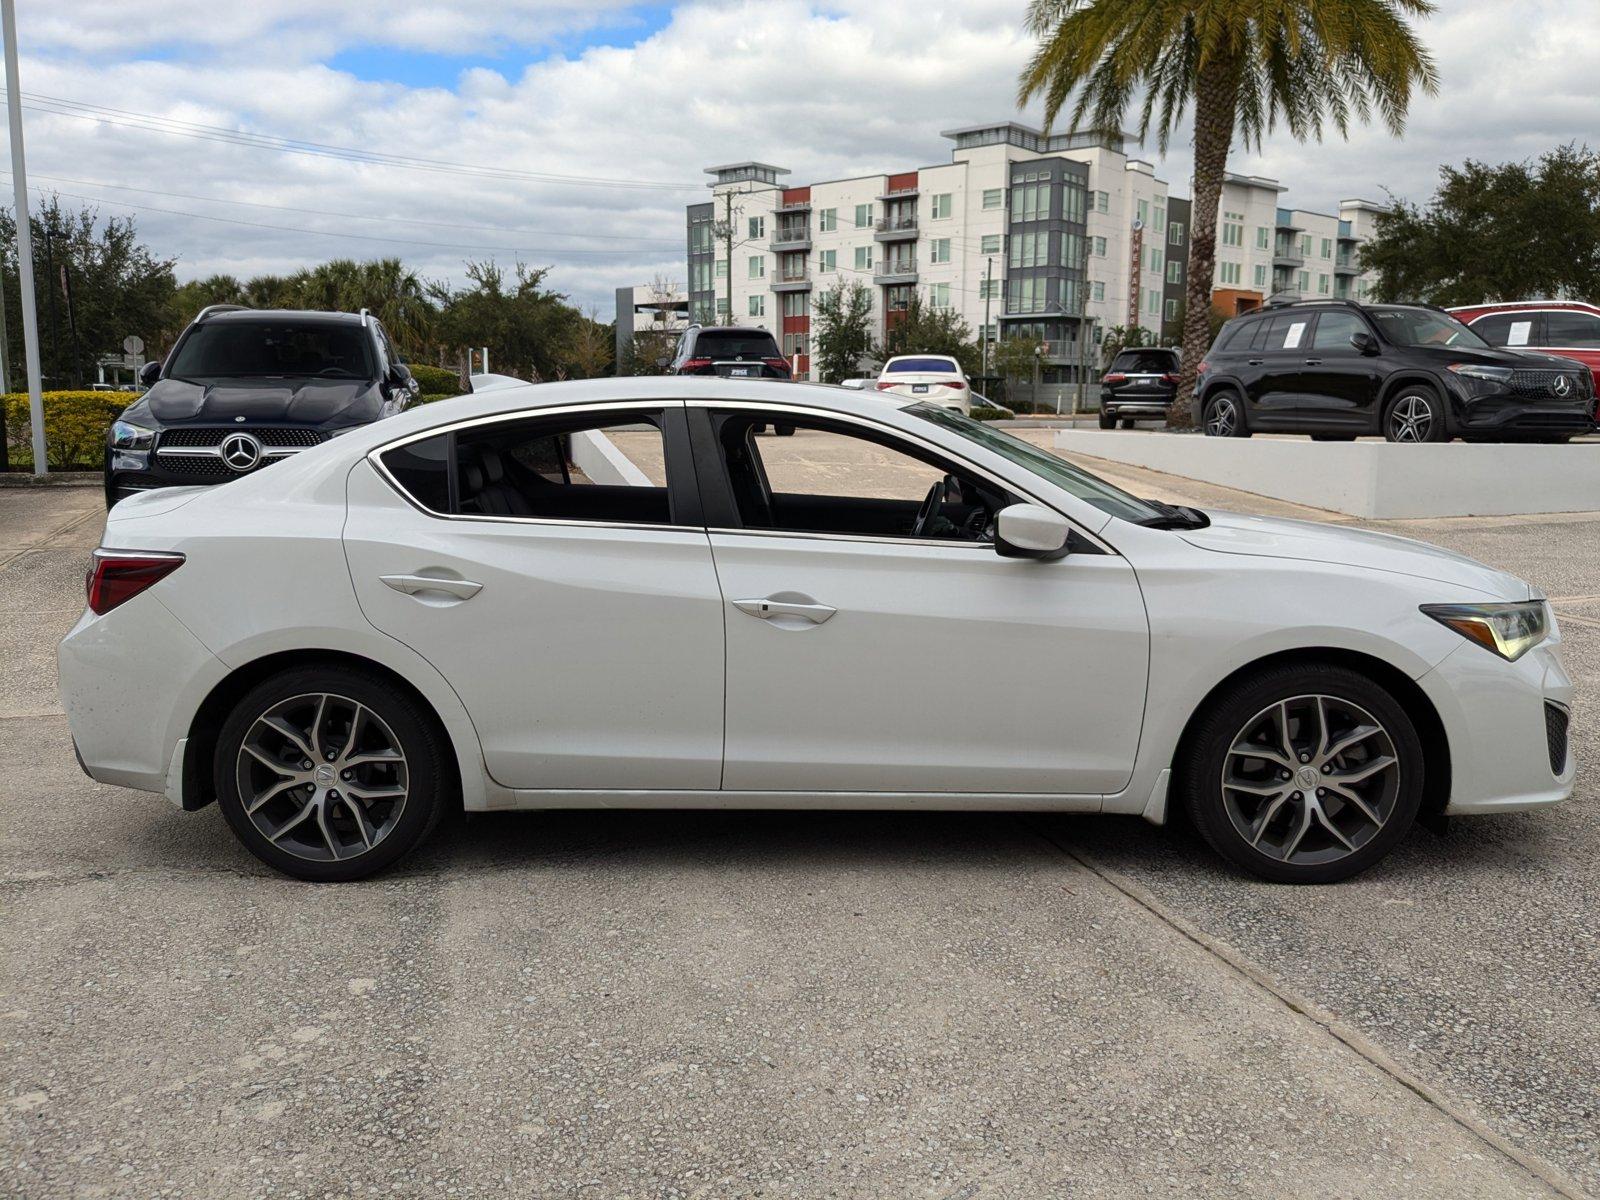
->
[875,355,973,414]
[61,378,1572,884]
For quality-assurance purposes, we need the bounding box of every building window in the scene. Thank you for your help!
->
[931,193,953,219]
[1092,281,1105,302]
[689,261,712,293]
[930,282,952,309]
[1165,298,1179,321]
[1255,227,1270,250]
[1094,190,1109,213]
[1253,263,1268,289]
[1007,276,1048,313]
[690,222,712,253]
[1153,203,1165,234]
[854,245,872,271]
[1317,274,1331,294]
[1298,233,1313,256]
[748,216,765,239]
[1009,229,1049,269]
[1218,261,1241,285]
[748,256,765,279]
[930,238,951,264]
[1061,232,1084,268]
[1320,237,1333,259]
[980,233,1001,255]
[715,259,727,278]
[1221,212,1244,248]
[1137,199,1149,225]
[819,208,837,232]
[749,295,765,317]
[716,297,729,316]
[1166,261,1182,284]
[1093,236,1107,257]
[979,278,1000,299]
[818,249,836,273]
[1146,247,1164,274]
[782,332,808,357]
[1145,288,1161,315]
[1296,269,1311,292]
[781,291,808,317]
[1168,221,1183,246]
[1012,182,1050,222]
[854,203,872,228]
[982,188,1003,209]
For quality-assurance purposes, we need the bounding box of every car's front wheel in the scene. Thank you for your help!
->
[1383,387,1447,443]
[1098,409,1116,429]
[1180,664,1424,883]
[215,666,449,881]
[1202,391,1250,438]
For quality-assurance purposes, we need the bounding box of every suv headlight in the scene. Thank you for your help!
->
[1446,363,1513,392]
[1421,600,1550,661]
[109,419,156,450]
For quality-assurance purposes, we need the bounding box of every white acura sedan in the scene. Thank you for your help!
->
[60,379,1573,884]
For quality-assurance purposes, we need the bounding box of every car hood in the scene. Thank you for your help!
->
[1406,343,1586,373]
[131,377,379,425]
[1179,511,1531,599]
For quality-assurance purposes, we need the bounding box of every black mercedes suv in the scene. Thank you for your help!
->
[1194,300,1595,442]
[667,324,792,379]
[1098,347,1180,428]
[106,307,419,505]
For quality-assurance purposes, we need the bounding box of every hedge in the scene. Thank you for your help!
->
[405,363,467,395]
[4,392,129,470]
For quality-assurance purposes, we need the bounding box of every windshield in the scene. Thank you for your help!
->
[907,405,1163,524]
[1369,307,1490,350]
[886,357,960,374]
[168,320,376,379]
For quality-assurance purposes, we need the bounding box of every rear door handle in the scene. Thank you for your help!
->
[1247,358,1265,366]
[380,573,483,600]
[733,596,836,624]
[1303,358,1323,365]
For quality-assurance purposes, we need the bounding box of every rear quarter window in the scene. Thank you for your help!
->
[380,433,451,512]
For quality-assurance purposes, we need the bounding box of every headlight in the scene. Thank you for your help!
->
[1421,600,1550,661]
[109,419,156,450]
[1446,363,1513,390]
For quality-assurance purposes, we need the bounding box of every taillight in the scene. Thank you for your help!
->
[875,381,898,390]
[1103,373,1127,384]
[86,549,184,615]
[680,357,712,371]
[762,357,791,375]
[1161,373,1181,384]
[943,379,966,390]
[1196,360,1210,374]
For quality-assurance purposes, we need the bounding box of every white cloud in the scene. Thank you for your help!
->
[5,0,1595,321]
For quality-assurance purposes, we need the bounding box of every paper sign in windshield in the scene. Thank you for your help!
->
[1508,321,1532,347]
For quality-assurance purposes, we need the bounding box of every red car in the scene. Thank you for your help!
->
[1447,301,1600,407]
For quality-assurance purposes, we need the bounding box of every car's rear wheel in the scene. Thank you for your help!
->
[1098,409,1116,429]
[1120,419,1136,430]
[1203,391,1250,438]
[1383,387,1447,443]
[1180,664,1424,884]
[215,666,448,882]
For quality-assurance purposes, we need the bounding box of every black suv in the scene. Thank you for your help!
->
[106,307,419,505]
[1194,300,1595,442]
[1098,347,1180,428]
[667,324,792,379]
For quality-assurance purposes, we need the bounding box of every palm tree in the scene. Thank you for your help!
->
[1018,0,1438,427]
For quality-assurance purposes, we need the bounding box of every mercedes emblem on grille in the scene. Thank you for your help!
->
[220,432,264,472]
[1552,374,1572,397]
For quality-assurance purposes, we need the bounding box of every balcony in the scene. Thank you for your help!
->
[777,198,812,213]
[1272,243,1304,268]
[771,226,811,251]
[1334,257,1359,275]
[877,185,919,202]
[771,270,812,292]
[873,215,919,242]
[874,258,918,285]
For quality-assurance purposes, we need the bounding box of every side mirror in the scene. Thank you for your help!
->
[655,356,671,369]
[388,363,420,397]
[138,361,161,386]
[1350,331,1378,356]
[995,504,1071,560]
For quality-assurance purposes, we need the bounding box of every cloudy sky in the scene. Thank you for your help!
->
[9,0,1597,317]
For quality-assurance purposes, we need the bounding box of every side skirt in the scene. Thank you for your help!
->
[491,789,1106,813]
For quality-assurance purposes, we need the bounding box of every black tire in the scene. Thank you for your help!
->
[1098,409,1116,429]
[1382,386,1448,443]
[214,665,449,882]
[775,423,795,437]
[1180,663,1424,884]
[1311,434,1356,441]
[1120,419,1136,430]
[1202,390,1250,438]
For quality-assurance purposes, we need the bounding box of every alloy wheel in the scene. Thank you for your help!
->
[235,692,410,863]
[1205,396,1237,437]
[1220,694,1401,867]
[1388,394,1434,442]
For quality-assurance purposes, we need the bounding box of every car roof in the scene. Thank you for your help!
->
[205,309,369,325]
[1447,300,1600,313]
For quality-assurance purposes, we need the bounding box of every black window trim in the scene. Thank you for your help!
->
[368,400,704,532]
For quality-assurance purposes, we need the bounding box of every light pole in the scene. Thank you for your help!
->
[2,0,46,476]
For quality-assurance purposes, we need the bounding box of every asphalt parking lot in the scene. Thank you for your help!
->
[2,454,1596,1199]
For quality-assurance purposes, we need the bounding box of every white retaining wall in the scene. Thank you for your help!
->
[1054,430,1600,519]
[571,428,653,488]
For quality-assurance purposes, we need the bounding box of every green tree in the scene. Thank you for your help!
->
[811,280,875,383]
[875,294,980,376]
[993,335,1045,410]
[428,260,582,383]
[1019,0,1438,427]
[1361,145,1600,305]
[1099,323,1156,366]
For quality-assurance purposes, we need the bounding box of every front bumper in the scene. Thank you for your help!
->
[1418,638,1575,815]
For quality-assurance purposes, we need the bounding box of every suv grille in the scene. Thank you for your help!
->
[1545,702,1569,776]
[1508,369,1594,401]
[158,427,328,448]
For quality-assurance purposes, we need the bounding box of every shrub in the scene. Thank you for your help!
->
[404,363,466,395]
[417,392,459,406]
[4,391,129,469]
[970,405,1010,422]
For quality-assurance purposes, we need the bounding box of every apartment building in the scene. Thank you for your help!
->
[682,122,1384,381]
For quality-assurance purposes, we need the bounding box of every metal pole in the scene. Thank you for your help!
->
[0,270,9,393]
[2,0,45,476]
[980,256,993,380]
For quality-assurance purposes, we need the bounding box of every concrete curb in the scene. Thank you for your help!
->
[0,471,101,488]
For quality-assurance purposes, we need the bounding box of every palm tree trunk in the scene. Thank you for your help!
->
[1170,56,1240,429]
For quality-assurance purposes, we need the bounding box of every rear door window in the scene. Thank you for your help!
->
[1543,311,1600,349]
[1471,312,1538,348]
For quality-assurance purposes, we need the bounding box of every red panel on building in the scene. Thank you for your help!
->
[781,315,810,334]
[782,186,811,205]
[886,171,918,193]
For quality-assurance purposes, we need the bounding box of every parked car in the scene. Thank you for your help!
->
[61,378,1571,885]
[667,324,792,380]
[105,306,419,507]
[1447,300,1600,397]
[875,354,972,415]
[1098,347,1180,428]
[1194,300,1595,442]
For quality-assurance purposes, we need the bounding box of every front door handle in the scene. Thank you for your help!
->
[381,573,483,600]
[1303,358,1323,365]
[733,596,836,625]
[1247,358,1265,366]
